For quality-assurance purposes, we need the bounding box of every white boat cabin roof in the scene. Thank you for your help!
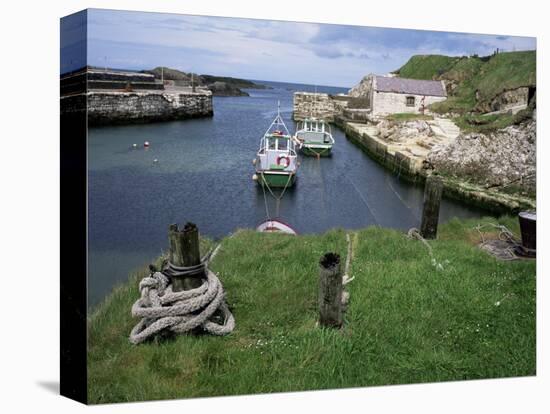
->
[299,117,330,132]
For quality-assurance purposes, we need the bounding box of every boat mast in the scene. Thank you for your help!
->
[264,100,290,136]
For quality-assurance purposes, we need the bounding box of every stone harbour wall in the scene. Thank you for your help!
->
[334,117,535,213]
[293,92,349,121]
[86,91,213,125]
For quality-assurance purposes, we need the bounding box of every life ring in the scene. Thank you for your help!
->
[277,155,290,167]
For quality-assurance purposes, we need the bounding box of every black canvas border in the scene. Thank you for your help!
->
[60,109,88,404]
[60,9,88,404]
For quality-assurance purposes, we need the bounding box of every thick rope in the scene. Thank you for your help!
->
[129,245,234,344]
[342,232,356,285]
[473,223,522,261]
[260,171,293,218]
[307,146,330,159]
[407,228,446,270]
[341,232,356,311]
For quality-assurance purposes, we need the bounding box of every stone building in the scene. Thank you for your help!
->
[349,74,447,116]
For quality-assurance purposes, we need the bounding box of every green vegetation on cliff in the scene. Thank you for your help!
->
[394,54,461,80]
[88,218,535,403]
[395,51,536,131]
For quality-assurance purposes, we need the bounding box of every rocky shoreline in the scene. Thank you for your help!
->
[427,119,536,198]
[334,116,535,214]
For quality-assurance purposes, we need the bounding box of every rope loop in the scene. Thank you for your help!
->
[129,247,235,344]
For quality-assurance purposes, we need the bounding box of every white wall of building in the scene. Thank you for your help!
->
[371,91,446,116]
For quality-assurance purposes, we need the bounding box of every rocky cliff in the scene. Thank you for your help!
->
[427,119,535,196]
[348,75,373,98]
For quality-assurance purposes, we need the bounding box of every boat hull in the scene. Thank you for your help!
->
[300,144,333,157]
[256,218,297,235]
[256,171,296,188]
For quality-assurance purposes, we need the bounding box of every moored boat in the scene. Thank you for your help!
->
[294,117,335,157]
[256,218,297,235]
[253,103,299,188]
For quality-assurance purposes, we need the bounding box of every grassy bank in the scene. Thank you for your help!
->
[88,217,535,404]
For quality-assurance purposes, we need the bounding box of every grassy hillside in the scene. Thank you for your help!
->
[396,51,535,110]
[88,217,535,404]
[394,54,461,80]
[395,51,536,131]
[473,51,536,109]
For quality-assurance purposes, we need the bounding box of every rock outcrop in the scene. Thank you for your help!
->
[427,119,536,195]
[348,74,374,98]
[373,119,433,142]
[206,81,249,97]
[144,67,267,96]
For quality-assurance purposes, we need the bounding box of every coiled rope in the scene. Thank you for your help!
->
[129,244,235,344]
[473,223,521,261]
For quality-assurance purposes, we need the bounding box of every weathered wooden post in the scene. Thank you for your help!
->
[168,222,204,291]
[318,253,343,328]
[420,174,443,239]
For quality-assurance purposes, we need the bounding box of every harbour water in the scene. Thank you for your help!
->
[88,80,488,307]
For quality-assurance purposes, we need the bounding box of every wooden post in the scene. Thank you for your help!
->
[168,222,204,291]
[420,175,443,239]
[318,253,343,328]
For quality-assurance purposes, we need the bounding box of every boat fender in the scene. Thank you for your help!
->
[276,155,290,168]
[252,158,257,165]
[252,174,258,181]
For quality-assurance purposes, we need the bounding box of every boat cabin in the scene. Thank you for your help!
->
[257,132,297,171]
[296,119,332,144]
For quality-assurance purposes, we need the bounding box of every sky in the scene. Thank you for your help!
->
[61,8,536,87]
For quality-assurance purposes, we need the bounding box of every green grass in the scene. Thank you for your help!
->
[473,51,536,107]
[395,54,461,80]
[396,51,536,125]
[386,113,434,122]
[88,218,536,404]
[453,105,535,134]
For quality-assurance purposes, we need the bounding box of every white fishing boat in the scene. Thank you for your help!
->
[252,102,299,188]
[294,117,335,157]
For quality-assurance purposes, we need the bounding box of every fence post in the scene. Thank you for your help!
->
[318,253,343,328]
[420,175,443,239]
[168,222,204,291]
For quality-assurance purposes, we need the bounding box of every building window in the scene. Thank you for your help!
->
[406,96,415,107]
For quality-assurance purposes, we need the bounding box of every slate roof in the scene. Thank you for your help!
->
[374,75,446,97]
